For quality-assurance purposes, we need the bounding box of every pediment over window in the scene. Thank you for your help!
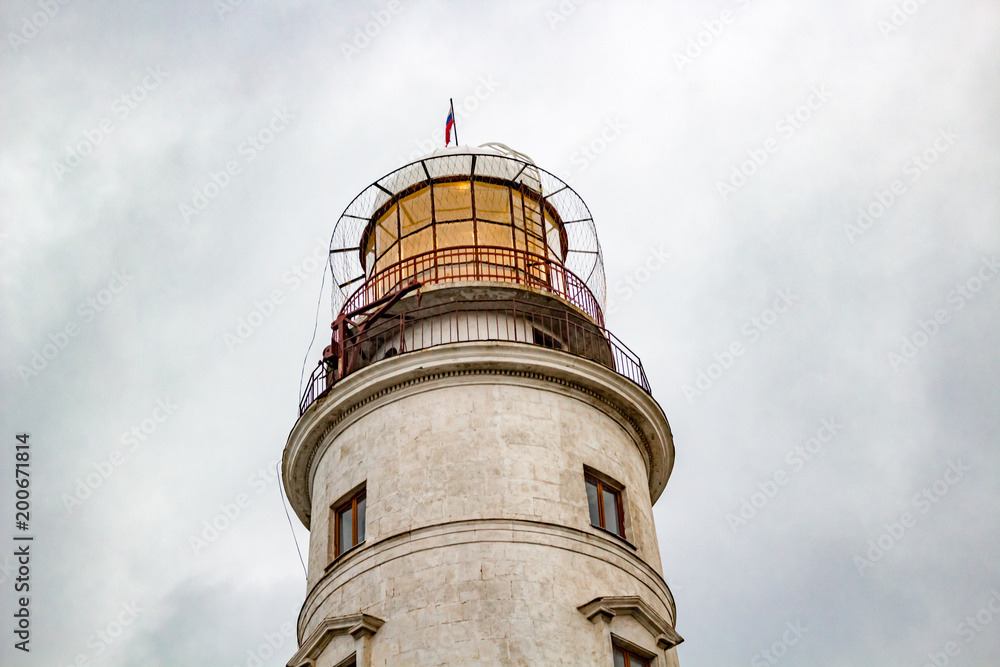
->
[578,596,684,650]
[287,613,384,667]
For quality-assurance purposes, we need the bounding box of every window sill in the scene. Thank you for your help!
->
[326,540,366,572]
[590,525,638,551]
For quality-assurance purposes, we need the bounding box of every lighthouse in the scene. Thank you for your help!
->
[282,143,681,666]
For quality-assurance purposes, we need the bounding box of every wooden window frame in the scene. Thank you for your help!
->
[333,487,366,558]
[332,653,357,667]
[613,642,652,667]
[585,471,625,539]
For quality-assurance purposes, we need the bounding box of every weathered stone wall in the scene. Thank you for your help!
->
[304,525,676,665]
[291,366,677,665]
[309,380,662,580]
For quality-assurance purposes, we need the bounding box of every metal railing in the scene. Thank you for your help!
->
[342,246,604,326]
[299,299,650,415]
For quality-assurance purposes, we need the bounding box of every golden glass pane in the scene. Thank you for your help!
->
[374,248,398,275]
[401,225,434,260]
[474,182,511,224]
[400,189,432,235]
[435,219,475,249]
[510,191,525,251]
[477,220,514,249]
[374,208,398,256]
[433,181,473,223]
[523,197,543,237]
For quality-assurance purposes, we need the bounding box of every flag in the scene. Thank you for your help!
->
[445,106,455,146]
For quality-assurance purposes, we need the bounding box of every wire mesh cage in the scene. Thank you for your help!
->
[329,145,606,317]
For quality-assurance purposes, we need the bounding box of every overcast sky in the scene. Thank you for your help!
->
[2,1,999,665]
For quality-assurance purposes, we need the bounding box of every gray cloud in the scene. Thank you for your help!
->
[2,0,998,665]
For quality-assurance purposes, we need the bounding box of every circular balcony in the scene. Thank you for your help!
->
[299,297,651,416]
[341,245,604,326]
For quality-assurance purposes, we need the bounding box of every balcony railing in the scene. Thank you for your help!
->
[299,299,650,416]
[342,246,604,326]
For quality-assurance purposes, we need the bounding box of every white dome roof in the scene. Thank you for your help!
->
[379,144,542,202]
[329,144,605,311]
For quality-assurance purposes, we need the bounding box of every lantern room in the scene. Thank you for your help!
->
[297,143,653,415]
[330,144,606,324]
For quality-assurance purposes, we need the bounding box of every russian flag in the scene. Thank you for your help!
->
[445,107,455,146]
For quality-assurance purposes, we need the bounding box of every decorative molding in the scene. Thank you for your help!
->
[578,596,683,650]
[283,342,675,528]
[310,365,652,470]
[298,518,677,643]
[287,613,384,667]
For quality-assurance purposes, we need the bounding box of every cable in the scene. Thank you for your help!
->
[276,461,307,577]
[298,246,330,400]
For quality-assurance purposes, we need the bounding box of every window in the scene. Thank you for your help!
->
[613,644,650,667]
[334,488,366,557]
[332,655,357,667]
[585,473,624,538]
[532,327,562,350]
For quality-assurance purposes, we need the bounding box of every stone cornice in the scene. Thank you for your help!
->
[282,342,674,529]
[297,518,677,644]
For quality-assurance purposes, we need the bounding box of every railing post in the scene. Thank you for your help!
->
[337,318,348,380]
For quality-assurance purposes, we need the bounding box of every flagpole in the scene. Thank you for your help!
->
[449,98,459,146]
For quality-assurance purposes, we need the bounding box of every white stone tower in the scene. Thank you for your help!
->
[282,144,681,667]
